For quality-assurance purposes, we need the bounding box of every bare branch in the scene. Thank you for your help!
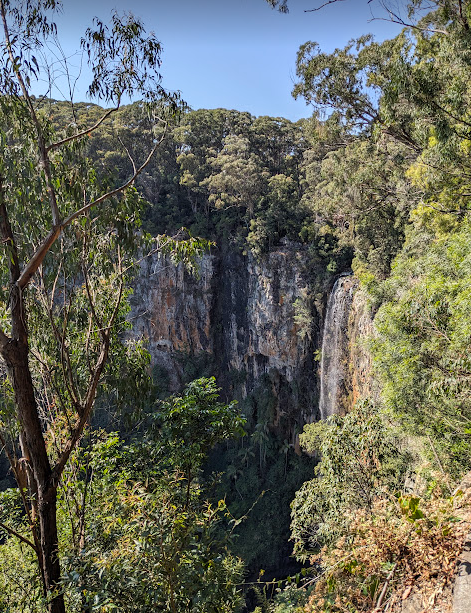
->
[51,339,109,483]
[29,347,75,435]
[62,130,165,227]
[370,5,448,36]
[106,246,124,333]
[16,226,61,290]
[60,307,83,409]
[0,521,37,551]
[46,106,120,153]
[49,259,62,312]
[84,314,94,376]
[82,259,104,336]
[118,135,137,175]
[36,268,82,412]
[305,0,347,12]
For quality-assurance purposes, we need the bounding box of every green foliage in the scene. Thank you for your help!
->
[38,98,358,280]
[290,402,411,559]
[293,290,313,340]
[59,434,245,613]
[0,536,45,612]
[201,134,269,216]
[270,584,312,613]
[151,377,246,472]
[208,378,314,575]
[6,2,471,611]
[0,378,246,612]
[372,219,471,477]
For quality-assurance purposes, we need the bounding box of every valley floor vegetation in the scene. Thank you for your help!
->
[2,0,471,612]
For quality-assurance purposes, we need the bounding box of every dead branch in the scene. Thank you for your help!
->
[305,0,347,11]
[118,135,138,176]
[46,106,120,153]
[51,337,109,484]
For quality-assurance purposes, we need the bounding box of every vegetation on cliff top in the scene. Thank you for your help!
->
[267,0,471,610]
[2,0,471,611]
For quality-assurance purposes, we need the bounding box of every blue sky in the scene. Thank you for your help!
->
[38,0,404,121]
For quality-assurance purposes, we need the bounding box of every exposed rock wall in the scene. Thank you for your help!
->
[130,242,377,431]
[130,252,215,390]
[130,242,321,430]
[347,287,376,407]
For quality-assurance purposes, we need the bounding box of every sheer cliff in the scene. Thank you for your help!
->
[128,243,378,577]
[130,243,375,428]
[130,242,322,435]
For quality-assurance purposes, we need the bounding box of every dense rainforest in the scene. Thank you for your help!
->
[2,0,471,612]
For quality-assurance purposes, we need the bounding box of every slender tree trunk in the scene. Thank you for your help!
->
[2,304,66,613]
[39,488,63,613]
[0,189,66,613]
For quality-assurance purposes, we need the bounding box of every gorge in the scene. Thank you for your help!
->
[2,0,471,609]
[128,243,366,578]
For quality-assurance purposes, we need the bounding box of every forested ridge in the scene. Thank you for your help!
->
[2,0,471,612]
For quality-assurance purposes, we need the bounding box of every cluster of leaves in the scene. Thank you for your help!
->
[290,402,411,559]
[0,378,246,612]
[273,1,471,611]
[372,219,471,477]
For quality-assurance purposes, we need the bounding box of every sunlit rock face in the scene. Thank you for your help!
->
[130,246,376,429]
[221,249,312,392]
[130,242,320,428]
[347,287,376,407]
[130,253,216,390]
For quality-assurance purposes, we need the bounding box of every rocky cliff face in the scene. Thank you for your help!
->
[130,242,321,433]
[130,252,215,390]
[347,287,376,407]
[130,241,377,433]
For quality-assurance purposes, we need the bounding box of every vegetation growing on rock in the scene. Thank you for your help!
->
[2,0,471,611]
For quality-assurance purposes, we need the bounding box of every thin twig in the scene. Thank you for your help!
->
[46,106,120,153]
[373,562,397,611]
[0,521,37,551]
[305,0,347,12]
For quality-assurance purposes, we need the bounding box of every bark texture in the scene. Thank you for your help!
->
[0,189,65,613]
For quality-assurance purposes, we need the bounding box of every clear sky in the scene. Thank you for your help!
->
[36,0,404,121]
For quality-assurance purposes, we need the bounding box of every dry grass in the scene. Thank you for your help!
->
[303,483,471,613]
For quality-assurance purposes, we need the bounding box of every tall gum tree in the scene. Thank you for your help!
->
[0,2,184,611]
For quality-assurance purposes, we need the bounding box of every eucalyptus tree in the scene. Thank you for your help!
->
[174,109,254,216]
[0,2,184,612]
[201,133,268,217]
